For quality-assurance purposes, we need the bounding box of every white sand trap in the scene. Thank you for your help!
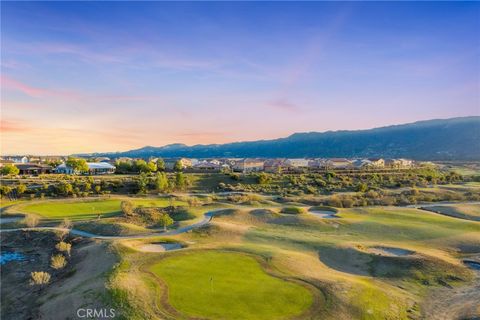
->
[309,210,338,219]
[368,246,414,257]
[138,242,183,252]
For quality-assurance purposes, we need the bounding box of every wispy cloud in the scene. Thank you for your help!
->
[0,119,31,133]
[1,75,79,99]
[266,98,301,112]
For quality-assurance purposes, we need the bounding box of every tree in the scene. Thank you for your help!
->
[50,254,67,269]
[121,200,135,217]
[147,161,157,172]
[1,164,19,176]
[356,183,368,192]
[137,173,149,194]
[257,173,271,185]
[0,185,12,197]
[156,158,165,172]
[155,172,169,192]
[94,185,101,194]
[58,182,73,196]
[174,160,183,172]
[134,159,150,173]
[175,172,187,190]
[66,157,89,173]
[158,213,174,231]
[16,184,27,195]
[115,160,133,173]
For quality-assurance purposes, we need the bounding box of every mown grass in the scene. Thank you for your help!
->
[20,197,187,220]
[150,250,313,320]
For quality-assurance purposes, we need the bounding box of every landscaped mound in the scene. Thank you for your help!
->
[421,204,480,221]
[318,245,473,285]
[150,251,313,319]
[281,207,307,215]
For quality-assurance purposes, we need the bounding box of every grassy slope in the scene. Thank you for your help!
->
[150,250,312,320]
[422,204,480,221]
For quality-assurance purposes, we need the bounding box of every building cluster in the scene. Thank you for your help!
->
[120,156,415,173]
[0,156,114,175]
[0,154,415,176]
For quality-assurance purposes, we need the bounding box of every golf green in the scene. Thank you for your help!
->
[150,250,313,319]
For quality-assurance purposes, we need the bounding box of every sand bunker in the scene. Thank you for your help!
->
[138,242,183,252]
[309,209,338,219]
[368,246,414,257]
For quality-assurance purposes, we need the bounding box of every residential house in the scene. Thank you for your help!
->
[385,158,413,169]
[192,161,221,172]
[15,163,53,175]
[264,159,285,173]
[232,159,265,173]
[285,158,309,168]
[352,159,373,169]
[325,158,352,169]
[367,158,385,168]
[164,158,193,170]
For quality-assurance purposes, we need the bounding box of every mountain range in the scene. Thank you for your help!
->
[83,116,480,160]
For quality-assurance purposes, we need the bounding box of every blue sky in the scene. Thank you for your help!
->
[1,1,479,154]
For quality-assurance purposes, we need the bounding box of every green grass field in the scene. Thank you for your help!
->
[20,198,187,220]
[150,251,312,320]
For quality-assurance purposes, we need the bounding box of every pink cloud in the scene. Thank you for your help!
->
[1,75,80,99]
[1,75,161,103]
[0,119,31,133]
[267,98,300,112]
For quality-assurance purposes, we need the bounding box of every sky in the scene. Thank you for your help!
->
[1,1,479,155]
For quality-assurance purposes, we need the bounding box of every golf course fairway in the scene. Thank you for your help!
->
[150,250,313,319]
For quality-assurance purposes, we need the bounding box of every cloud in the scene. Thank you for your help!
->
[1,75,79,99]
[267,98,300,112]
[0,119,31,132]
[1,75,162,104]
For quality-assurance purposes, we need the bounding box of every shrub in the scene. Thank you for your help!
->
[24,215,39,228]
[57,218,72,240]
[187,197,201,207]
[50,254,67,269]
[30,271,51,285]
[121,200,135,217]
[281,207,306,215]
[341,196,354,208]
[326,195,343,208]
[56,241,72,256]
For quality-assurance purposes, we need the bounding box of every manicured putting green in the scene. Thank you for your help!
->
[22,198,186,220]
[150,251,312,320]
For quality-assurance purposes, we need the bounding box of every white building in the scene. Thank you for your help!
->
[56,162,115,175]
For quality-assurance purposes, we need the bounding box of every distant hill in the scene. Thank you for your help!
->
[83,117,480,160]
